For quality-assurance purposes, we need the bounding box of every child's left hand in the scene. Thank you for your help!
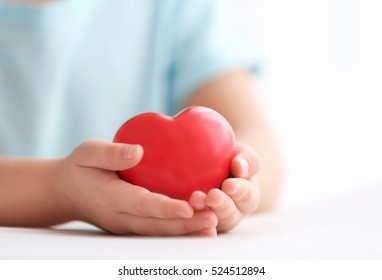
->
[189,143,260,233]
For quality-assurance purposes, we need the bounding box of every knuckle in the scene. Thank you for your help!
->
[237,145,260,174]
[71,140,91,159]
[141,222,160,236]
[132,196,150,217]
[78,139,97,154]
[218,220,239,233]
[234,183,258,214]
[183,219,194,233]
[104,144,117,166]
[237,190,253,207]
[77,139,92,149]
[71,139,98,166]
[219,208,238,226]
[250,157,260,175]
[218,211,240,233]
[161,198,176,217]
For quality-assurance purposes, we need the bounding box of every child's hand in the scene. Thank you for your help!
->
[53,139,217,236]
[189,143,260,233]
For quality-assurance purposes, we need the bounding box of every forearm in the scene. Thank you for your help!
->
[0,157,68,226]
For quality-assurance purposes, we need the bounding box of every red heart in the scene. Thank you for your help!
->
[113,106,236,200]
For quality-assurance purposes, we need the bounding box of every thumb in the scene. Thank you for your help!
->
[72,139,143,170]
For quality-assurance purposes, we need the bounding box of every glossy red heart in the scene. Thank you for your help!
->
[113,106,236,200]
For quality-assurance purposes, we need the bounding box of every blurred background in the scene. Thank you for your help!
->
[237,0,382,208]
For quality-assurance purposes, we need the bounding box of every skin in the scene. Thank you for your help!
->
[0,70,282,236]
[185,70,283,234]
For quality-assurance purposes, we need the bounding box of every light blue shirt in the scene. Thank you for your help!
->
[0,0,260,157]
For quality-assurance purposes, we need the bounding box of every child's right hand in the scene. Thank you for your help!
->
[53,139,217,236]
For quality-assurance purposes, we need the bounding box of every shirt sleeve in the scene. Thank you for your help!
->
[170,0,262,109]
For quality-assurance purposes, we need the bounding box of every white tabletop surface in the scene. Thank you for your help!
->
[1,182,381,260]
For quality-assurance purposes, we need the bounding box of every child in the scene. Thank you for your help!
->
[0,0,282,236]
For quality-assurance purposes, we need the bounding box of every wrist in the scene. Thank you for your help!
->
[47,157,74,224]
[0,157,72,227]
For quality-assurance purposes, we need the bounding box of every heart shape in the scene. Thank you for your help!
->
[113,106,236,200]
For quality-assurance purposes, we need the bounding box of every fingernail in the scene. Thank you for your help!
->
[227,186,238,195]
[238,157,249,177]
[124,145,139,159]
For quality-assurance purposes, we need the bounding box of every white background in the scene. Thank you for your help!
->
[238,0,382,208]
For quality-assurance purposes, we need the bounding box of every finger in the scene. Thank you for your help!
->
[112,182,194,219]
[189,227,217,237]
[222,178,260,215]
[110,210,218,236]
[205,188,241,233]
[231,144,260,179]
[188,191,207,211]
[73,139,143,170]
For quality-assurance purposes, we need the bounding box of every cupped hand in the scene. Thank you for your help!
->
[189,143,260,233]
[53,139,217,236]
